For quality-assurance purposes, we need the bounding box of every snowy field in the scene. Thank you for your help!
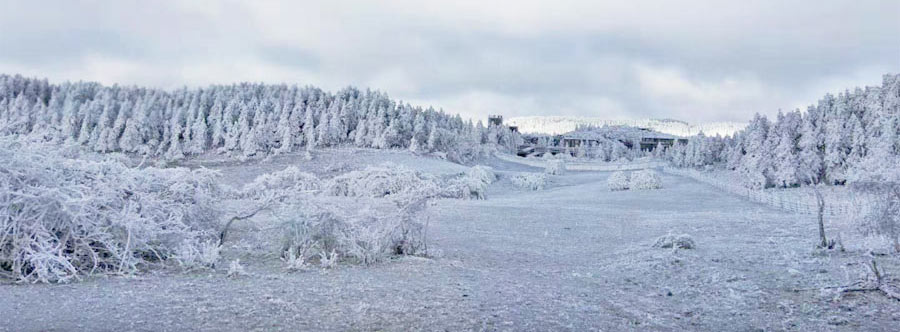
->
[2,150,898,331]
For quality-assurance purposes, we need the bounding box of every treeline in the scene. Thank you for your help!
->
[665,74,900,189]
[0,74,521,163]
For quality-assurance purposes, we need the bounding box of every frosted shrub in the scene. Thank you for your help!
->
[443,165,497,200]
[467,165,497,185]
[511,173,547,191]
[241,166,320,199]
[318,250,340,269]
[544,160,564,175]
[283,247,310,271]
[226,259,247,277]
[631,169,663,190]
[607,171,630,191]
[0,142,222,283]
[174,240,221,270]
[277,196,429,267]
[858,192,900,252]
[325,163,440,198]
[653,234,696,249]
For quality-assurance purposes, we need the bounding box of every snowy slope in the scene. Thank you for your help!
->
[506,116,747,137]
[4,167,897,331]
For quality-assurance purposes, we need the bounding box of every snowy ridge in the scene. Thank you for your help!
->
[506,116,747,137]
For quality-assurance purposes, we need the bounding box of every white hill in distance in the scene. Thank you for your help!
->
[505,116,748,137]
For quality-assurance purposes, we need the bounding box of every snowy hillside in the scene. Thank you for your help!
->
[506,116,747,137]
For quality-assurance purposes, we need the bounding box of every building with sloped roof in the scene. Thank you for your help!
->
[561,126,686,152]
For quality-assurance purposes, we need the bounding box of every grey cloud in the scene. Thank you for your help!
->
[0,0,896,122]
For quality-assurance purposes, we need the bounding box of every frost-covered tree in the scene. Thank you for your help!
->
[274,103,295,154]
[119,106,146,153]
[188,105,209,155]
[823,93,851,184]
[772,110,802,187]
[661,74,900,191]
[209,99,226,148]
[304,105,317,152]
[738,114,771,189]
[0,74,519,164]
[796,105,825,184]
[165,108,186,161]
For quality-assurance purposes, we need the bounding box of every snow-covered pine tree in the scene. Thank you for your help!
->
[317,107,331,147]
[188,103,209,155]
[798,105,826,184]
[772,110,802,187]
[822,93,851,184]
[304,104,316,152]
[739,113,771,189]
[165,107,186,161]
[274,102,294,154]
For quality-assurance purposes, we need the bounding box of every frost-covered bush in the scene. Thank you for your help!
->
[0,142,222,282]
[442,165,497,200]
[511,173,547,191]
[544,160,564,175]
[467,165,497,185]
[226,259,248,277]
[857,192,900,252]
[240,166,320,199]
[607,171,630,191]
[630,169,663,190]
[277,197,429,266]
[324,163,440,198]
[652,234,695,249]
[174,240,221,270]
[850,155,900,253]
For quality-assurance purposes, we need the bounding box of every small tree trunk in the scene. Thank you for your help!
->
[813,185,827,248]
[893,187,900,253]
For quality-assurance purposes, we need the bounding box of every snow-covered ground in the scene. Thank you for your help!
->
[2,150,899,331]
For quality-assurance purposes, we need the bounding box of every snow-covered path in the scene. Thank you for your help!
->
[2,169,898,331]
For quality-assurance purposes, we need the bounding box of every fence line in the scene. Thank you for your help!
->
[565,161,665,171]
[661,167,869,217]
[495,153,871,217]
[494,153,663,172]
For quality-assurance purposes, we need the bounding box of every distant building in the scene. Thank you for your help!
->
[488,115,504,127]
[638,134,687,151]
[560,127,686,152]
[488,115,518,132]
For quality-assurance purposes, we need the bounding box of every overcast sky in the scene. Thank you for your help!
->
[1,1,897,122]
